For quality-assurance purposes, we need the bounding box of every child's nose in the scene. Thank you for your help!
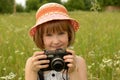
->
[52,36,60,44]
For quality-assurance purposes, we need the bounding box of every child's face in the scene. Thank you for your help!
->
[43,31,68,50]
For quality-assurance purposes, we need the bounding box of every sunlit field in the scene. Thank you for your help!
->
[0,11,120,80]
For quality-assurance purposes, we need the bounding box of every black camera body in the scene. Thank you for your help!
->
[41,48,71,72]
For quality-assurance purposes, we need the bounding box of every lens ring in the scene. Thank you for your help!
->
[51,58,65,71]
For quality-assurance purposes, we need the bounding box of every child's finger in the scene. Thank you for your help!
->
[67,63,74,68]
[63,55,73,59]
[66,49,75,56]
[33,51,44,57]
[64,58,73,63]
[32,55,47,61]
[38,64,49,70]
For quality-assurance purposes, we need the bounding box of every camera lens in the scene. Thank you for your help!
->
[51,58,65,71]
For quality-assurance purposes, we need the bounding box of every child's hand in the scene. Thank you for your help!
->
[30,51,49,72]
[63,49,77,73]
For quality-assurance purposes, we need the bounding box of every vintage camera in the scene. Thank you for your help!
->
[41,48,71,72]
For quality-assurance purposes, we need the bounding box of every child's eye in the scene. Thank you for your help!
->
[45,33,52,36]
[58,32,66,35]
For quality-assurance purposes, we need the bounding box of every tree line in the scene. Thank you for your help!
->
[0,0,120,13]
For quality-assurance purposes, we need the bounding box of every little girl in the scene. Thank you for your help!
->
[25,3,87,80]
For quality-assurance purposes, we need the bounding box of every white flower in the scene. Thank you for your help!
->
[0,72,16,80]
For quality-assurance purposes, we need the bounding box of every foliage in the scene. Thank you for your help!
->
[16,4,25,12]
[26,0,40,12]
[102,0,120,6]
[63,0,85,11]
[63,0,120,11]
[0,0,120,13]
[0,0,14,13]
[0,11,120,80]
[47,0,61,3]
[25,0,61,12]
[90,0,101,11]
[84,0,92,10]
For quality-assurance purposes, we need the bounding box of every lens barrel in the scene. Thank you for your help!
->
[51,58,65,71]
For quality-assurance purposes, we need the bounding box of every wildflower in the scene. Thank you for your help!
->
[118,50,120,54]
[33,47,39,51]
[3,68,6,71]
[88,65,92,69]
[68,46,74,49]
[15,50,19,53]
[102,58,112,67]
[18,77,22,80]
[8,56,13,60]
[0,72,16,80]
[100,63,105,69]
[20,52,24,55]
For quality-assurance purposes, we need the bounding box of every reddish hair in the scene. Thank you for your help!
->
[33,20,75,50]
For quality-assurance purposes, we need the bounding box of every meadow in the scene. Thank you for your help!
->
[0,11,120,80]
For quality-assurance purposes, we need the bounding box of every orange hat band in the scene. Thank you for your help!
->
[36,6,68,20]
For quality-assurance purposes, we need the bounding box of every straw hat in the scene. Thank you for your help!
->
[29,3,79,37]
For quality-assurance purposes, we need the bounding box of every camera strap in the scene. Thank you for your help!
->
[62,69,69,80]
[38,71,44,80]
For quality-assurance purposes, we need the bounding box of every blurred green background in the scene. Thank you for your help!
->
[0,0,120,80]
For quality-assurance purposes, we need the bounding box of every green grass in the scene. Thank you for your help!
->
[0,11,120,80]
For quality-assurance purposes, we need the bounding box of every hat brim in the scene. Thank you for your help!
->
[29,13,79,37]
